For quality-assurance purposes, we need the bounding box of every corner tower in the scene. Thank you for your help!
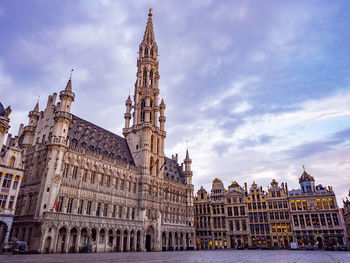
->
[123,9,166,178]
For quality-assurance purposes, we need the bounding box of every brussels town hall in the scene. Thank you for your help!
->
[11,9,196,253]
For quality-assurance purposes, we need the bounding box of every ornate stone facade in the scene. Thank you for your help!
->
[195,169,346,250]
[11,9,195,253]
[0,102,24,244]
[289,169,346,248]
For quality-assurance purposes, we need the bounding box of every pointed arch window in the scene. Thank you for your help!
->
[149,70,153,86]
[143,69,147,86]
[150,157,154,174]
[150,48,154,57]
[151,135,154,152]
[139,47,143,56]
[145,47,149,56]
[141,99,146,122]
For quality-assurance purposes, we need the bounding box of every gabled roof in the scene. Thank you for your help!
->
[299,170,315,183]
[68,115,134,165]
[163,157,185,183]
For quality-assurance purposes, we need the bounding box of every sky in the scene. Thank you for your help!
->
[0,0,350,205]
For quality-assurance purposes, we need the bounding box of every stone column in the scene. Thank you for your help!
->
[4,225,10,243]
[172,232,175,251]
[126,232,131,251]
[182,234,186,251]
[75,230,81,253]
[166,233,169,251]
[133,233,137,252]
[104,231,108,252]
[112,232,117,252]
[52,230,59,253]
[120,232,124,252]
[95,230,100,253]
[139,232,145,252]
[0,172,5,188]
[64,231,70,253]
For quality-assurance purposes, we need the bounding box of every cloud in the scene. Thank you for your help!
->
[1,0,350,206]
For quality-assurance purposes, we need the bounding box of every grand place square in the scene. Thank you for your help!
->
[1,1,350,263]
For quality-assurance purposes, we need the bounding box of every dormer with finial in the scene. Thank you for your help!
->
[299,165,315,193]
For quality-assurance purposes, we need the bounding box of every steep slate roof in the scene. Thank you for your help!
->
[68,114,135,165]
[163,157,185,183]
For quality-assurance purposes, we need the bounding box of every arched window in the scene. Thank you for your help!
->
[9,156,15,167]
[150,157,154,174]
[145,48,149,56]
[150,48,154,57]
[157,138,160,154]
[141,99,146,122]
[151,135,154,152]
[139,47,143,56]
[143,69,147,86]
[149,70,153,86]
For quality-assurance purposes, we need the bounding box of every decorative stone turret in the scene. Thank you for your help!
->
[22,102,39,147]
[124,95,132,130]
[0,102,11,153]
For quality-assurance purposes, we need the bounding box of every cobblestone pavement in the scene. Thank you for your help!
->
[0,250,350,263]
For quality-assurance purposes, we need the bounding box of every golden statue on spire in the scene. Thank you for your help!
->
[149,8,153,15]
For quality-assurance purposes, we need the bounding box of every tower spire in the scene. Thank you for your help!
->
[142,8,156,45]
[65,68,74,92]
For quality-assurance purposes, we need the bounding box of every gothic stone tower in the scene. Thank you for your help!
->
[123,9,166,222]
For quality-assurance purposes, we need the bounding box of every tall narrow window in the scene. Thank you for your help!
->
[103,204,108,217]
[143,69,147,86]
[57,196,64,212]
[96,203,101,216]
[112,205,116,217]
[63,164,69,177]
[86,201,92,215]
[82,169,87,182]
[13,176,19,190]
[149,70,153,86]
[157,138,159,154]
[150,135,154,152]
[91,171,96,184]
[145,48,148,56]
[150,157,154,174]
[67,198,73,213]
[72,166,78,180]
[2,174,12,188]
[106,175,111,187]
[150,48,154,57]
[78,200,84,214]
[0,195,7,209]
[141,99,146,122]
[100,174,104,186]
[8,196,15,209]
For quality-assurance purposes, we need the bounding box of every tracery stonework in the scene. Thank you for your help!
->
[11,9,195,253]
